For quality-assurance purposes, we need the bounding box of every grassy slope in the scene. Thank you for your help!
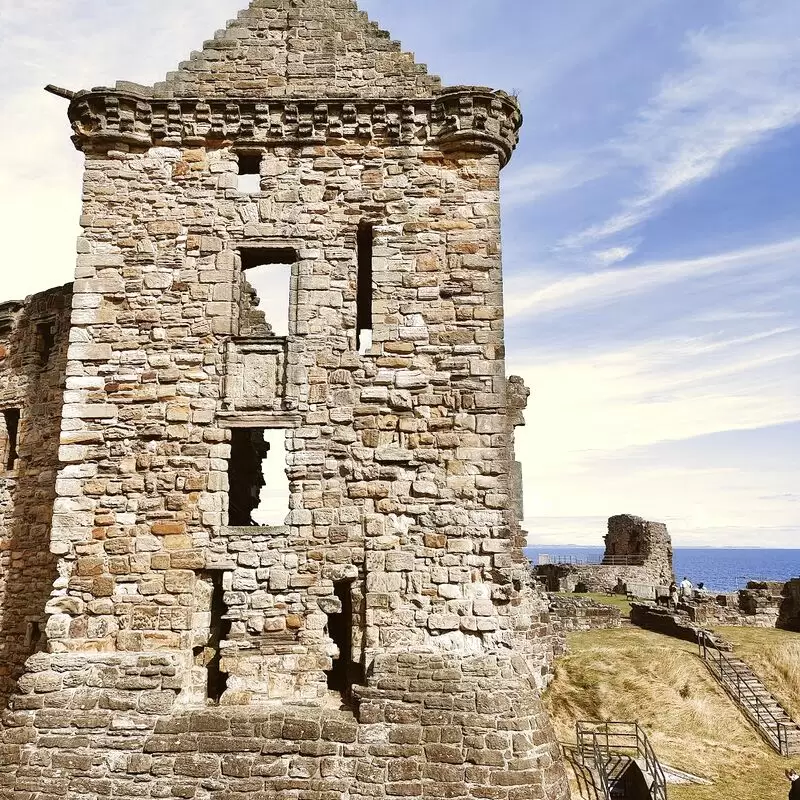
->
[714,626,800,722]
[544,627,795,800]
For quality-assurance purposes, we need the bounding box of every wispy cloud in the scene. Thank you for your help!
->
[502,159,603,207]
[506,237,800,319]
[562,0,800,248]
[515,327,800,545]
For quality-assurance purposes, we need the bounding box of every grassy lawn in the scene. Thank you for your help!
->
[564,590,633,616]
[713,625,800,722]
[544,626,795,800]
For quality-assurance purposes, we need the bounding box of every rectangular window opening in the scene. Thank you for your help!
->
[36,321,55,365]
[356,221,374,354]
[228,428,289,527]
[202,571,230,704]
[239,248,294,338]
[326,580,363,704]
[237,152,262,194]
[2,409,20,471]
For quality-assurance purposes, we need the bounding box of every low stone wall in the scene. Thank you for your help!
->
[535,563,662,594]
[549,595,623,633]
[683,580,800,630]
[630,603,731,650]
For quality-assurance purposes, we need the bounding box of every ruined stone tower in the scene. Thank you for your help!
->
[0,2,569,797]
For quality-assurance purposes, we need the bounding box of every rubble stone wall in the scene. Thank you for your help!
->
[0,1,570,798]
[779,579,800,631]
[630,603,731,649]
[549,595,623,633]
[688,581,800,630]
[537,562,670,594]
[604,514,673,586]
[0,287,72,707]
[534,514,674,594]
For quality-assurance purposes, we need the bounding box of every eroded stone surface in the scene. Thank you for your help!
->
[0,2,569,798]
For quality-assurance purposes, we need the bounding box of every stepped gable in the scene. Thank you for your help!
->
[140,0,442,99]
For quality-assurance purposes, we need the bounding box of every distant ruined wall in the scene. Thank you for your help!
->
[604,514,673,585]
[549,595,623,633]
[535,514,674,593]
[689,580,800,630]
[779,579,800,631]
[0,286,72,706]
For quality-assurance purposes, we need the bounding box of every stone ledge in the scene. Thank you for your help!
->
[67,88,522,166]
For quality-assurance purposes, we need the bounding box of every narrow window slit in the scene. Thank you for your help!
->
[25,621,41,652]
[36,321,55,365]
[2,409,20,471]
[204,571,230,704]
[356,221,374,354]
[326,580,362,703]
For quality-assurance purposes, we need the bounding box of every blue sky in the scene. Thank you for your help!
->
[1,0,798,547]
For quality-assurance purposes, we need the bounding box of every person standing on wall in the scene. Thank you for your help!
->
[669,581,679,611]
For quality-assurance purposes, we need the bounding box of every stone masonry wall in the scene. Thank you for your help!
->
[779,579,800,631]
[604,514,673,586]
[0,287,72,708]
[534,514,674,594]
[0,1,570,798]
[536,562,670,595]
[146,0,443,100]
[549,595,623,634]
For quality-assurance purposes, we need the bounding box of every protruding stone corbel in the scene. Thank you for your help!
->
[507,375,531,428]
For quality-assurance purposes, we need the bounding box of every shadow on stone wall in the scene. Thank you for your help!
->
[0,287,71,707]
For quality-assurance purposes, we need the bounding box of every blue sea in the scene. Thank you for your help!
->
[523,546,800,593]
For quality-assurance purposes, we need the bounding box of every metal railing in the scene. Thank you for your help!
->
[576,721,667,800]
[698,630,794,756]
[538,554,646,567]
[561,743,605,800]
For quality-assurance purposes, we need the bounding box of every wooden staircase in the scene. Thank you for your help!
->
[698,631,800,756]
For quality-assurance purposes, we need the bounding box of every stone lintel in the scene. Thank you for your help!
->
[217,412,301,429]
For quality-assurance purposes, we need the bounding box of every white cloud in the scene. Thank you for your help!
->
[506,236,800,320]
[563,0,800,248]
[593,246,634,266]
[501,159,602,207]
[512,319,800,546]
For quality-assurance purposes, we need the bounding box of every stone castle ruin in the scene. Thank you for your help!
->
[536,514,674,594]
[0,2,570,798]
